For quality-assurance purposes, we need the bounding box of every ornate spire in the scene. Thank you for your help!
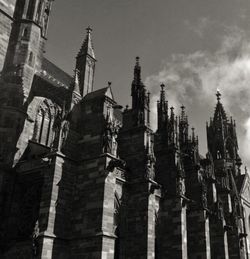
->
[130,57,150,126]
[207,90,240,167]
[78,26,96,59]
[216,90,221,102]
[160,83,166,103]
[179,105,189,149]
[75,27,96,97]
[133,56,141,83]
[157,83,168,133]
[180,105,186,122]
[213,90,227,124]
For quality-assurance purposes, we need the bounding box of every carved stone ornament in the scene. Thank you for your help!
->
[59,120,70,150]
[145,153,155,180]
[32,220,40,257]
[103,116,121,157]
[176,177,185,196]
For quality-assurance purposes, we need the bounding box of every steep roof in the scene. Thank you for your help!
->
[84,86,114,101]
[41,58,73,87]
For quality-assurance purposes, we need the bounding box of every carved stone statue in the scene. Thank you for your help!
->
[176,177,185,196]
[103,116,121,156]
[145,154,155,180]
[32,221,40,257]
[41,2,51,36]
[58,120,70,152]
[103,122,113,154]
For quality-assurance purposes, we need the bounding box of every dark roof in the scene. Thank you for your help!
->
[41,58,73,87]
[84,87,114,101]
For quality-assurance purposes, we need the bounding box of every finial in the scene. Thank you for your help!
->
[216,89,221,102]
[181,105,185,111]
[136,56,140,64]
[160,83,165,91]
[86,26,92,34]
[108,81,112,87]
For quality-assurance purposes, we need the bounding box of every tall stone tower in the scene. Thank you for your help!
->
[118,57,160,259]
[0,0,54,166]
[0,0,17,71]
[206,91,246,259]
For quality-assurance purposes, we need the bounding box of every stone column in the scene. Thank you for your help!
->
[187,210,211,259]
[158,197,187,259]
[122,180,157,259]
[210,218,229,259]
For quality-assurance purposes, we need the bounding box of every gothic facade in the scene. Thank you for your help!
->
[0,1,250,259]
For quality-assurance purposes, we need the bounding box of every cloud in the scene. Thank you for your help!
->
[184,17,213,38]
[145,26,250,168]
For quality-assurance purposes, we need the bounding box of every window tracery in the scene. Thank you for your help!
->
[33,99,60,147]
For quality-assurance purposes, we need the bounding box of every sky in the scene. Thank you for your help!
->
[45,0,250,167]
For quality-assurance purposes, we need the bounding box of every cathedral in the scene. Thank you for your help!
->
[1,1,250,259]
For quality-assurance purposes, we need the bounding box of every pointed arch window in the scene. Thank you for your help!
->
[27,0,36,20]
[33,100,59,147]
[225,138,235,160]
[28,51,34,66]
[35,0,43,22]
[22,27,29,39]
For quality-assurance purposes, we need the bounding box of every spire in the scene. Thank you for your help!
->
[179,105,189,148]
[131,56,144,109]
[213,90,227,126]
[180,105,186,122]
[191,127,195,143]
[130,57,150,126]
[78,26,96,59]
[216,90,221,102]
[157,83,168,132]
[207,90,240,165]
[75,27,96,97]
[160,83,166,104]
[133,56,141,84]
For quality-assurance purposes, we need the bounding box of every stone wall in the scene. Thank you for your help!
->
[0,0,16,71]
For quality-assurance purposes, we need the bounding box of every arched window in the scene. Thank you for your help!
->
[35,0,43,22]
[225,138,235,160]
[22,27,29,39]
[33,99,59,147]
[27,0,36,20]
[28,51,34,66]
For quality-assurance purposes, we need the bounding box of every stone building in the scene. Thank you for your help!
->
[0,0,250,258]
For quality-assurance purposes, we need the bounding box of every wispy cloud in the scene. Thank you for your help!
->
[184,17,213,38]
[145,26,250,168]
